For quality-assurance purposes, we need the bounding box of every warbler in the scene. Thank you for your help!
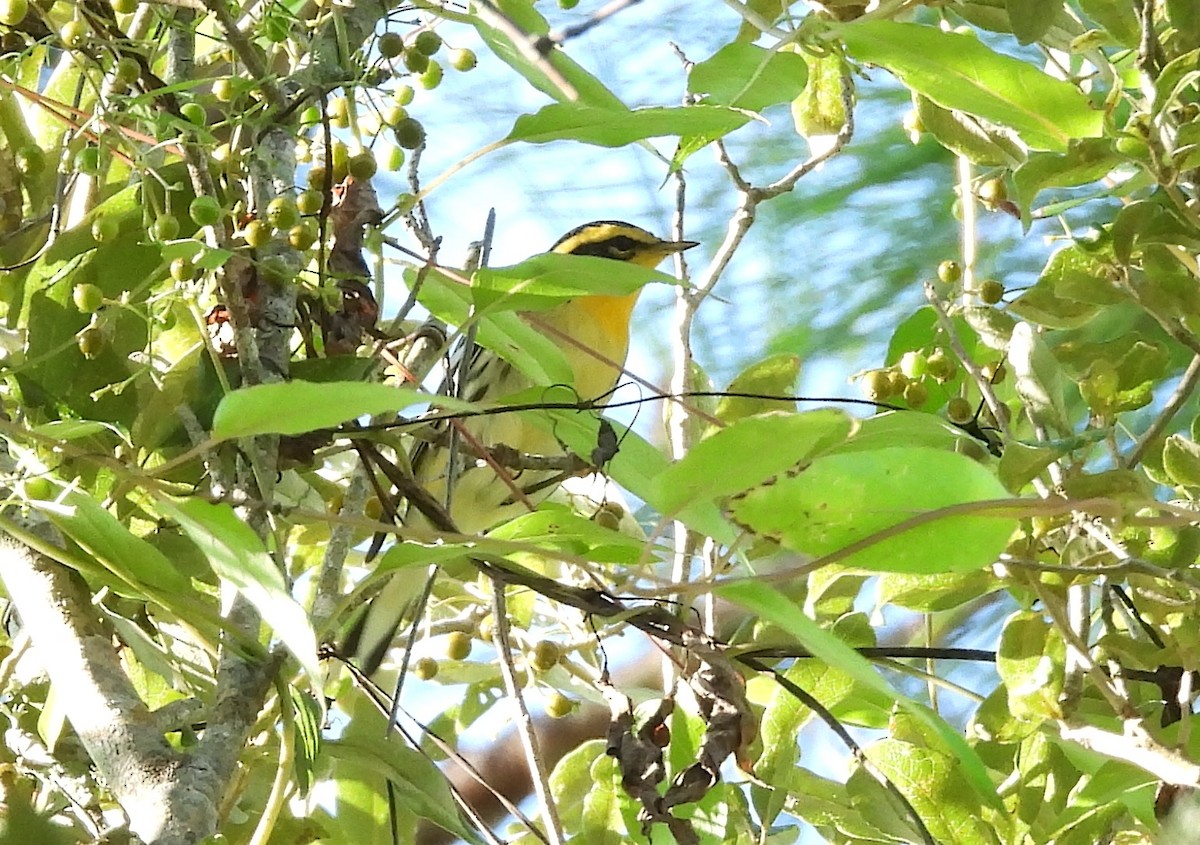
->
[343,220,698,674]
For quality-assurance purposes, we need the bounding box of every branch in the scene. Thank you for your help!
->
[0,537,213,844]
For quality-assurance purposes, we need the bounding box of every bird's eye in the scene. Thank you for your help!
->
[605,236,639,259]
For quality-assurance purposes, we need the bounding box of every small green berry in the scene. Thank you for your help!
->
[926,349,956,382]
[862,369,892,402]
[170,256,194,282]
[947,396,974,424]
[296,190,324,215]
[387,146,406,172]
[77,326,104,359]
[445,631,472,661]
[394,84,414,106]
[936,260,962,284]
[378,32,404,58]
[413,657,439,680]
[347,151,377,179]
[449,47,477,72]
[188,195,222,227]
[328,96,349,129]
[393,117,425,149]
[243,219,271,248]
[114,56,140,84]
[91,216,119,243]
[73,283,104,313]
[266,197,299,230]
[60,20,88,49]
[530,640,561,672]
[545,691,574,718]
[978,177,1008,206]
[75,147,101,175]
[306,167,328,190]
[0,0,28,26]
[413,30,441,56]
[902,381,928,408]
[180,102,206,126]
[213,77,235,102]
[419,60,442,90]
[14,145,45,177]
[402,48,428,74]
[978,278,1005,305]
[899,350,927,379]
[288,222,316,250]
[982,362,1007,384]
[151,214,180,241]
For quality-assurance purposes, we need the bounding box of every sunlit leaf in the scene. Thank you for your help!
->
[836,20,1102,150]
[211,381,429,440]
[157,497,321,682]
[689,43,809,113]
[507,103,751,147]
[727,446,1016,573]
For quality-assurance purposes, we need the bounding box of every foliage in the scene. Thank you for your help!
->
[1,0,1200,843]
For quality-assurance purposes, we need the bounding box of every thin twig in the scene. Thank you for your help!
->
[491,582,565,845]
[739,656,937,845]
[543,0,644,48]
[474,0,578,101]
[198,0,286,110]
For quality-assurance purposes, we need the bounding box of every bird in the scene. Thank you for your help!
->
[341,220,698,675]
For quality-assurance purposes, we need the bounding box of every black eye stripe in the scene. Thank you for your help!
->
[566,236,640,258]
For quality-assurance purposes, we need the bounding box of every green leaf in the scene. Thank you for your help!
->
[714,353,802,424]
[468,0,624,108]
[834,410,975,454]
[864,736,1001,845]
[650,410,855,514]
[1006,0,1062,44]
[1007,285,1101,330]
[754,660,857,827]
[157,497,321,682]
[487,505,644,564]
[1079,0,1140,45]
[735,0,788,41]
[210,381,429,440]
[726,446,1016,573]
[1014,139,1121,221]
[1113,199,1200,264]
[721,581,1005,813]
[1009,321,1071,435]
[1163,434,1200,487]
[1036,241,1126,306]
[290,686,323,796]
[550,739,609,830]
[876,570,997,612]
[998,440,1060,491]
[327,737,488,845]
[997,610,1064,721]
[44,488,197,601]
[688,43,809,113]
[1168,0,1200,48]
[30,419,127,442]
[470,252,670,312]
[507,103,751,147]
[836,20,1102,150]
[913,94,1025,167]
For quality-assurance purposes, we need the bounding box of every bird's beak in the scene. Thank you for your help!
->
[660,239,700,254]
